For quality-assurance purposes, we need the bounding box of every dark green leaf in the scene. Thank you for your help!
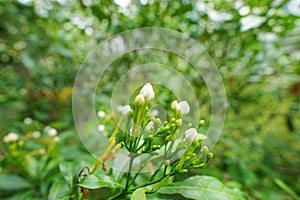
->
[0,174,31,191]
[59,162,75,192]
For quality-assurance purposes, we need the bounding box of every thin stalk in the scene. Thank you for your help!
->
[149,165,163,181]
[163,143,168,175]
[130,171,176,192]
[90,117,123,174]
[125,154,134,191]
[108,190,125,200]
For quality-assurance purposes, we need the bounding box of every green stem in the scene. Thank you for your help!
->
[149,168,160,182]
[125,154,134,191]
[130,171,176,192]
[163,144,168,175]
[135,140,147,152]
[108,190,125,200]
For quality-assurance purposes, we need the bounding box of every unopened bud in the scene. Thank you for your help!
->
[171,100,179,110]
[178,169,188,173]
[207,152,213,159]
[176,119,182,126]
[164,160,170,166]
[177,101,190,115]
[140,83,155,101]
[152,145,161,150]
[185,128,198,143]
[201,146,209,153]
[170,118,176,123]
[134,94,145,106]
[148,135,154,141]
[206,153,213,164]
[154,118,161,126]
[199,120,205,126]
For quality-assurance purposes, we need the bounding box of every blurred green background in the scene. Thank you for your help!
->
[0,0,300,199]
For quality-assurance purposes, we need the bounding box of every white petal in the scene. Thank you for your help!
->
[140,83,155,101]
[24,117,33,125]
[133,94,145,106]
[118,105,131,115]
[185,128,197,143]
[171,100,179,110]
[97,124,105,132]
[177,101,190,115]
[97,111,106,118]
[48,128,57,137]
[33,131,41,138]
[145,121,154,131]
[3,132,19,143]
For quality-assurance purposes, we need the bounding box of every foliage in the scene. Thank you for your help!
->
[1,0,300,199]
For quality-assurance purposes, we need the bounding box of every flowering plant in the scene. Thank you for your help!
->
[77,83,247,200]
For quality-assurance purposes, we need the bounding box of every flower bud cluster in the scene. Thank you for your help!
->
[112,83,211,175]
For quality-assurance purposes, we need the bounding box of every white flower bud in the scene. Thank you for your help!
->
[150,109,159,117]
[32,131,41,138]
[117,105,131,115]
[44,126,57,137]
[171,100,179,110]
[176,119,182,126]
[134,94,145,106]
[3,132,19,143]
[47,128,57,137]
[140,83,155,101]
[185,128,198,143]
[97,111,105,118]
[145,121,154,131]
[97,124,105,132]
[24,117,33,125]
[177,101,190,115]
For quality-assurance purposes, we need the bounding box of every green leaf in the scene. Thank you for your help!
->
[26,157,39,178]
[48,180,69,200]
[158,175,248,200]
[146,195,171,200]
[59,162,77,192]
[78,174,123,190]
[131,188,148,200]
[274,178,300,200]
[0,174,31,191]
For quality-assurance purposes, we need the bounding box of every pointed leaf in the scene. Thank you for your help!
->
[0,174,31,191]
[59,162,76,191]
[131,188,148,200]
[158,175,248,200]
[78,174,123,189]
